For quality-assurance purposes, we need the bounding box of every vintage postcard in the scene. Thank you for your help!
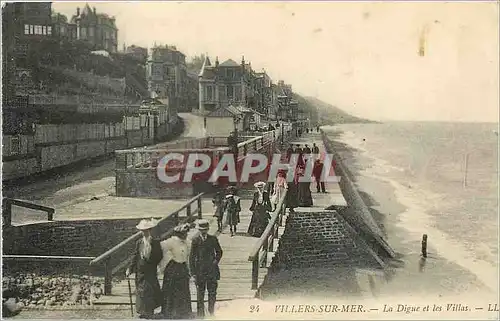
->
[2,1,498,320]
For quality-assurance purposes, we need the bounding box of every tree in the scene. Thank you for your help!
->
[186,54,205,73]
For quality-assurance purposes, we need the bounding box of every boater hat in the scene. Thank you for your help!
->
[197,219,210,231]
[136,218,159,231]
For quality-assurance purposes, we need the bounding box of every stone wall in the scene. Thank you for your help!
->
[272,210,384,270]
[2,217,170,257]
[320,130,396,258]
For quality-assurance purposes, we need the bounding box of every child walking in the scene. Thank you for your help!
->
[223,186,241,236]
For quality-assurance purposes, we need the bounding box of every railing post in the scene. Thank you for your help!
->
[2,199,12,227]
[197,196,202,219]
[251,259,259,290]
[261,239,268,268]
[116,152,126,170]
[104,258,112,295]
[47,208,54,221]
[186,204,191,218]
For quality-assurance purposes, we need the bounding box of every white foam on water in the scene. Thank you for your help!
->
[335,131,499,294]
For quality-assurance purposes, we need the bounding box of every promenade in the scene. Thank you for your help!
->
[91,131,347,312]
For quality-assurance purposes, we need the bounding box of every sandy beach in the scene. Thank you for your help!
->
[314,124,498,319]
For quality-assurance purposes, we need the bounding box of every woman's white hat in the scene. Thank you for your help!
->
[136,218,159,231]
[254,181,266,188]
[173,223,190,233]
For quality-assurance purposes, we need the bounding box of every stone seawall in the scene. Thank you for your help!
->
[272,210,384,270]
[320,130,396,258]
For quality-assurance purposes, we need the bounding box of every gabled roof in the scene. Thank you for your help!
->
[219,59,239,67]
[198,55,212,77]
[206,105,243,117]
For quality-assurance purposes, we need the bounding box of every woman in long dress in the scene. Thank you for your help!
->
[158,223,193,319]
[223,186,241,236]
[271,171,288,211]
[285,168,299,214]
[127,219,163,319]
[297,166,313,207]
[248,181,272,237]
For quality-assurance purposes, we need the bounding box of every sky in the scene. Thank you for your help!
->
[53,1,499,123]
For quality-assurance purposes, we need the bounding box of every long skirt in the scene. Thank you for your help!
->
[285,183,299,209]
[135,271,162,316]
[162,261,192,319]
[298,182,313,207]
[247,208,270,237]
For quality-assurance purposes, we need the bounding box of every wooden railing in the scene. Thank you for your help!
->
[247,191,287,290]
[2,198,55,227]
[89,193,204,295]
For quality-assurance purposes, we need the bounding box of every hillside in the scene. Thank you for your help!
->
[295,94,373,125]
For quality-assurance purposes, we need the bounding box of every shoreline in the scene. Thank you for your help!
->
[325,126,498,300]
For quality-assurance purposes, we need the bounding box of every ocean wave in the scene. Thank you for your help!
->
[329,128,498,293]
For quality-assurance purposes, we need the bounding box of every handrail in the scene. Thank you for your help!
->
[247,190,288,290]
[2,198,55,227]
[89,193,204,295]
[89,193,203,266]
[3,255,96,261]
[248,192,287,261]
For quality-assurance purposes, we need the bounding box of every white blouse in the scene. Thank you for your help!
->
[158,236,189,274]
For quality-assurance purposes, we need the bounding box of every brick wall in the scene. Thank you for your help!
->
[2,217,173,257]
[272,210,384,270]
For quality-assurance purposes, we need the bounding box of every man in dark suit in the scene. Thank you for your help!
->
[190,219,223,318]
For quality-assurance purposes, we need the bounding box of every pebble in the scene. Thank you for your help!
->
[3,273,103,308]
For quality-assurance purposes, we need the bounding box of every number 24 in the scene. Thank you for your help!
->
[249,305,260,313]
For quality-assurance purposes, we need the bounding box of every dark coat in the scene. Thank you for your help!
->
[285,180,299,208]
[248,191,272,237]
[223,195,241,225]
[130,238,163,315]
[212,191,225,219]
[313,162,324,179]
[190,234,223,281]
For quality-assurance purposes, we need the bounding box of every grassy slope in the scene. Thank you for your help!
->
[294,94,374,125]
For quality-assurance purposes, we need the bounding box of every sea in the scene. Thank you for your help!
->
[324,121,499,290]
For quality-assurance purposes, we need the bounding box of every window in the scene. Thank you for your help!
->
[48,26,52,35]
[30,25,34,34]
[89,27,94,37]
[42,26,46,35]
[35,25,42,35]
[226,69,234,79]
[24,24,29,35]
[81,27,86,38]
[206,86,213,101]
[227,85,234,99]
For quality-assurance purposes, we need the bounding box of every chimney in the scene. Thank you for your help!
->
[76,7,80,16]
[215,56,219,67]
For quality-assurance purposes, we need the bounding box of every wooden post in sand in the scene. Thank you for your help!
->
[421,234,428,258]
[463,153,469,188]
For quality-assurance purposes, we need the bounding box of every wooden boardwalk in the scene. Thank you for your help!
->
[94,196,268,306]
[94,132,347,309]
[291,131,347,210]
